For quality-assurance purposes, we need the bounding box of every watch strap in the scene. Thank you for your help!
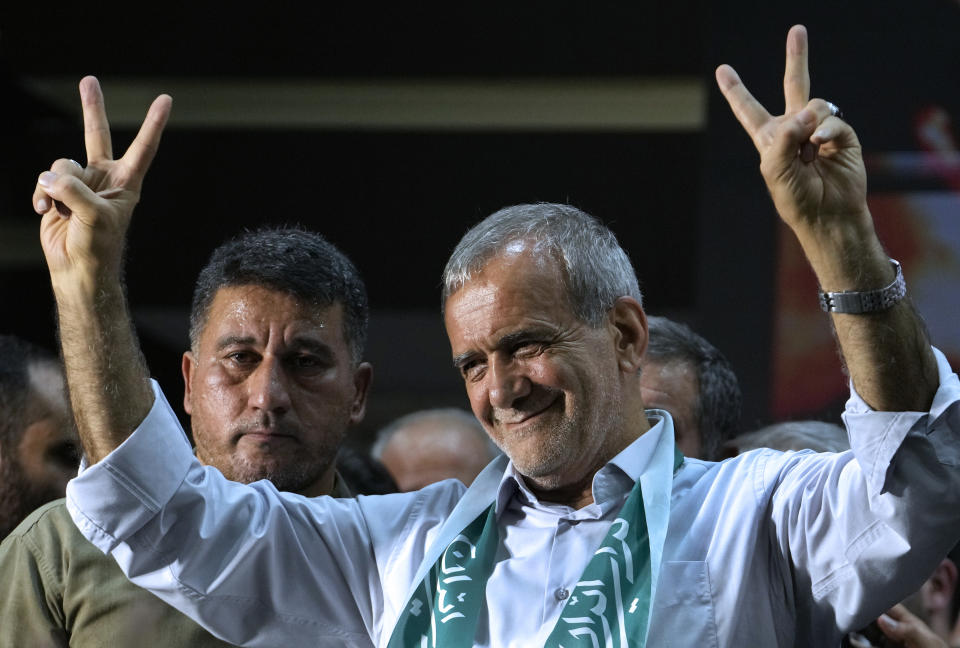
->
[818,259,906,313]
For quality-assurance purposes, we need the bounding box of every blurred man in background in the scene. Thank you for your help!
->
[0,335,78,540]
[372,407,499,490]
[640,315,741,460]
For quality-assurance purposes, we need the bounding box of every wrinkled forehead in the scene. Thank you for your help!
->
[201,285,346,342]
[443,249,581,344]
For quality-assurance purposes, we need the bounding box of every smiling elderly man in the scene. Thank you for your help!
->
[31,25,960,648]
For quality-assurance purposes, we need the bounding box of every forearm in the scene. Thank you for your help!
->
[796,213,938,412]
[32,78,170,464]
[52,273,153,463]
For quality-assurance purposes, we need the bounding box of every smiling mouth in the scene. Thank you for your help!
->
[495,395,561,427]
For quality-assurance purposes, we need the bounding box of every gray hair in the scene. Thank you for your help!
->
[645,316,742,461]
[371,408,500,460]
[441,203,642,326]
[725,420,850,455]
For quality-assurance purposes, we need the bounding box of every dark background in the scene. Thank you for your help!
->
[2,1,958,448]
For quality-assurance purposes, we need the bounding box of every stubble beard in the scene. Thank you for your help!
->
[194,420,344,494]
[506,385,624,493]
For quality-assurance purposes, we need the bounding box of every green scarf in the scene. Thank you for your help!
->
[388,449,684,648]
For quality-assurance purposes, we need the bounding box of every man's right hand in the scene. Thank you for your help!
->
[33,76,171,463]
[33,76,171,288]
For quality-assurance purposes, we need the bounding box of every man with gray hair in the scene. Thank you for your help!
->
[31,26,960,647]
[372,408,500,491]
[641,316,741,460]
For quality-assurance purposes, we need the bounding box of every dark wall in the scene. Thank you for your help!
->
[3,1,958,443]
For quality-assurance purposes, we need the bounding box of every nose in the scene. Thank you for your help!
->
[246,356,292,415]
[487,355,531,410]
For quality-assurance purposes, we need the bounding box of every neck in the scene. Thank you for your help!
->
[527,471,598,509]
[296,464,338,498]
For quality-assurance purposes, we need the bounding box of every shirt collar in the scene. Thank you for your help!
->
[493,411,669,515]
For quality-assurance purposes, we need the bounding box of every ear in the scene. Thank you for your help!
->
[609,297,648,374]
[924,558,959,614]
[349,362,374,425]
[182,351,196,415]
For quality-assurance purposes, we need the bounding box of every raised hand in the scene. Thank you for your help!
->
[33,76,171,283]
[715,25,870,247]
[717,25,937,412]
[32,76,171,462]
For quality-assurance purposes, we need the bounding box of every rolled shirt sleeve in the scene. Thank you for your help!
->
[67,380,195,553]
[768,347,960,638]
[64,381,461,647]
[844,347,960,495]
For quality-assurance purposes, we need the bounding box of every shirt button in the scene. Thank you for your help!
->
[555,588,569,601]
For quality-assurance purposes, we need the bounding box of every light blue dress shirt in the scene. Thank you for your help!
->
[66,349,960,647]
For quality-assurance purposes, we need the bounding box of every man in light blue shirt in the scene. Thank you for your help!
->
[30,25,960,647]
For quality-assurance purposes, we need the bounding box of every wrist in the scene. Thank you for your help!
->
[49,265,123,305]
[819,259,905,313]
[791,212,891,292]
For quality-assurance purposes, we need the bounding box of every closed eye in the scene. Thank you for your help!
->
[513,341,546,357]
[458,358,487,381]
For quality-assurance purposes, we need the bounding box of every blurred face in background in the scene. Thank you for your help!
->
[0,362,79,538]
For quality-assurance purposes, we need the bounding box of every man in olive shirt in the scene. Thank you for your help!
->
[0,227,372,647]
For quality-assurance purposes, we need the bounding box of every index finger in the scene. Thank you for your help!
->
[783,25,810,113]
[79,76,113,163]
[716,64,772,144]
[119,94,173,191]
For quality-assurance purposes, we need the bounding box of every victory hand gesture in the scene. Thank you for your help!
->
[716,25,869,244]
[33,76,171,283]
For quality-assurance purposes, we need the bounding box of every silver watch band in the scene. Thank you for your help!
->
[818,259,906,313]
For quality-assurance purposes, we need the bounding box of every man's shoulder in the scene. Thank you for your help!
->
[1,497,109,577]
[3,498,77,545]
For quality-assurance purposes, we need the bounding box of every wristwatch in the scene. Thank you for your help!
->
[818,259,906,313]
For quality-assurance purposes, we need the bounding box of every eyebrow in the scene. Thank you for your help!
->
[215,335,256,352]
[287,337,336,359]
[214,336,335,358]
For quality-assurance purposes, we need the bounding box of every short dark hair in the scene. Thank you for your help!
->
[189,227,369,363]
[0,336,56,450]
[645,316,741,461]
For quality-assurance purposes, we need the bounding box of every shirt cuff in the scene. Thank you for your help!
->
[843,346,960,495]
[65,379,196,554]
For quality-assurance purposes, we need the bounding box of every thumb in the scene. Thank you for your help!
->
[37,171,105,224]
[878,606,948,648]
[766,108,819,173]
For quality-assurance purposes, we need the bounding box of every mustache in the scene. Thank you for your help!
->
[232,417,300,438]
[492,391,561,425]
